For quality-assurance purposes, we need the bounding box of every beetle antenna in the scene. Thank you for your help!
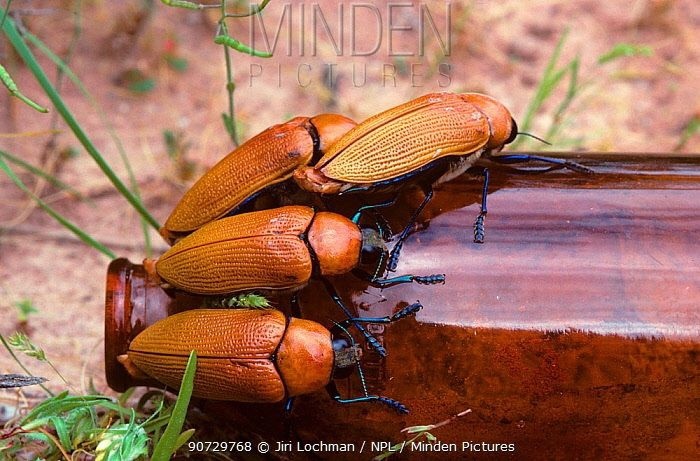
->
[517,132,551,145]
[373,247,388,280]
[370,213,390,280]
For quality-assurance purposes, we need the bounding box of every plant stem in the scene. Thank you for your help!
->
[219,9,238,146]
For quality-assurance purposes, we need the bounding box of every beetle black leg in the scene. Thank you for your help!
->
[371,212,393,242]
[486,153,594,174]
[351,199,397,241]
[473,167,489,244]
[325,381,408,414]
[319,277,387,357]
[342,302,422,325]
[387,187,434,272]
[352,269,445,288]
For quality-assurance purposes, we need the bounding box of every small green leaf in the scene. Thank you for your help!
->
[0,62,49,113]
[49,415,71,452]
[95,421,149,461]
[129,79,156,93]
[117,69,156,93]
[222,112,236,140]
[214,34,273,58]
[598,43,653,64]
[163,130,178,159]
[165,55,189,72]
[227,293,271,308]
[14,299,38,322]
[160,0,203,10]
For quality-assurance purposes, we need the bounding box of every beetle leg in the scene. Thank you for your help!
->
[342,302,423,325]
[372,213,394,241]
[353,269,445,288]
[485,153,594,174]
[327,317,409,413]
[351,197,398,224]
[387,187,434,272]
[319,278,387,357]
[326,382,409,414]
[351,198,397,240]
[473,167,489,244]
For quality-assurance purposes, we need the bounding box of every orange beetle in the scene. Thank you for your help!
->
[118,307,420,412]
[153,205,442,294]
[294,93,515,195]
[293,92,591,266]
[149,205,443,355]
[161,114,357,244]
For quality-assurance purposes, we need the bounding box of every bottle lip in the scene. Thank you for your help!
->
[104,258,163,391]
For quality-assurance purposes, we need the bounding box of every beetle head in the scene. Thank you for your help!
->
[360,227,388,275]
[330,334,361,379]
[505,117,519,145]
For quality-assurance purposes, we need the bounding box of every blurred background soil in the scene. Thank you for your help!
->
[0,0,698,406]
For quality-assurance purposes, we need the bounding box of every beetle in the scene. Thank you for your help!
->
[147,205,444,355]
[117,306,421,413]
[161,114,357,244]
[293,92,592,268]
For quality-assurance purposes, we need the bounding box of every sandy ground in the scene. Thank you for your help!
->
[1,0,698,411]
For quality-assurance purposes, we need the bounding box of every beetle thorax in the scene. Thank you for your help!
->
[459,93,516,149]
[277,317,334,398]
[307,212,362,276]
[332,339,362,372]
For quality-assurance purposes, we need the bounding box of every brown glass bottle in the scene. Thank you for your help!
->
[105,153,699,460]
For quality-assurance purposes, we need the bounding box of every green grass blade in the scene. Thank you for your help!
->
[2,16,160,232]
[675,115,699,151]
[49,415,71,451]
[598,43,653,64]
[172,428,196,452]
[512,29,570,148]
[0,154,116,258]
[0,0,12,29]
[151,350,197,461]
[21,393,114,426]
[545,57,580,142]
[0,149,86,200]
